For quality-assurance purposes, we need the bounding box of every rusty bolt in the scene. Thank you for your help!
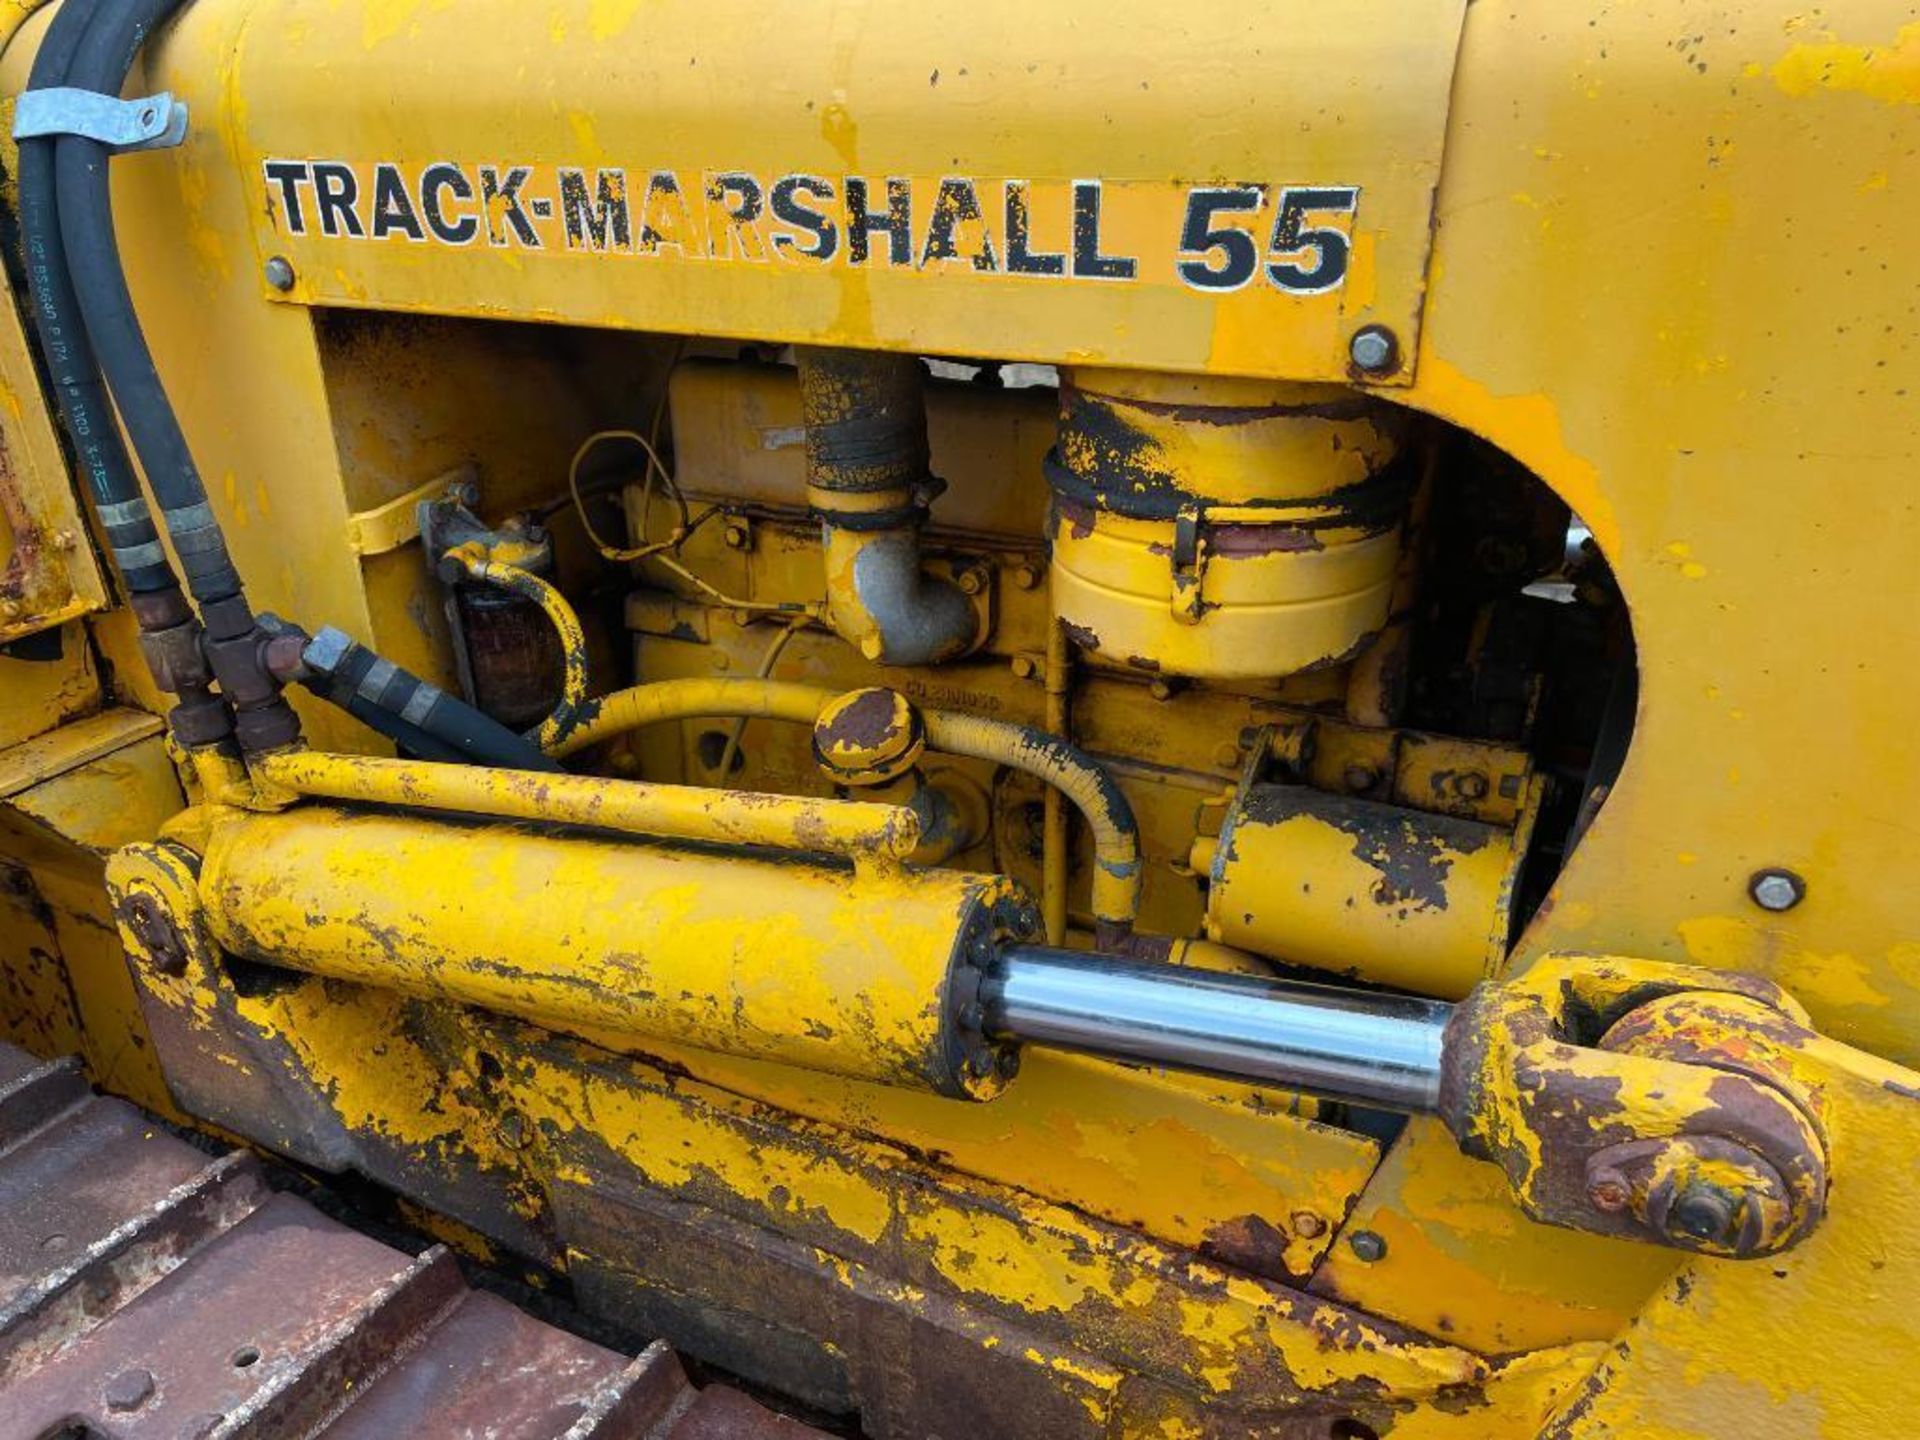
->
[104,1368,156,1413]
[1348,325,1399,375]
[263,255,296,292]
[1012,564,1043,590]
[1343,762,1379,793]
[123,893,187,977]
[1010,655,1037,680]
[1455,771,1490,801]
[1586,1168,1632,1214]
[722,521,750,550]
[1748,868,1806,913]
[955,568,987,596]
[1291,1210,1327,1240]
[1347,1229,1387,1263]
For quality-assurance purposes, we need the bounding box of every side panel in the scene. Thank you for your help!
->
[1407,3,1920,1063]
[223,0,1465,382]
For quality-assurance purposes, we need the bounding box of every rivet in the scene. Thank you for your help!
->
[1748,868,1805,913]
[1347,1229,1387,1263]
[263,255,296,292]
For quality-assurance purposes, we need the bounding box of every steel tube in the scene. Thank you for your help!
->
[982,946,1452,1112]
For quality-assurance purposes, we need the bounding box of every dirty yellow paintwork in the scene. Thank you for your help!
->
[1047,368,1409,680]
[195,802,1019,1098]
[0,0,1915,1434]
[219,0,1466,384]
[1203,774,1543,1000]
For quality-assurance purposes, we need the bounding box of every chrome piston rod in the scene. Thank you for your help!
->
[981,946,1453,1112]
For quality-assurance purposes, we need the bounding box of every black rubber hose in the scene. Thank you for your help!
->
[298,627,564,773]
[16,0,177,596]
[54,0,244,607]
[320,694,471,767]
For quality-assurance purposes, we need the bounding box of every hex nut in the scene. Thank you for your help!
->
[104,1367,156,1413]
[1347,1229,1387,1263]
[1348,325,1399,375]
[1748,868,1806,913]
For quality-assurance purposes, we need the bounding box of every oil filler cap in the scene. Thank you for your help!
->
[812,688,925,787]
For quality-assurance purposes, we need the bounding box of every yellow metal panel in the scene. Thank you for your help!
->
[220,0,1464,382]
[0,619,99,751]
[1546,1032,1920,1437]
[1407,1,1920,1063]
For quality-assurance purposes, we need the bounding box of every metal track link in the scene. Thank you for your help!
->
[0,1043,820,1438]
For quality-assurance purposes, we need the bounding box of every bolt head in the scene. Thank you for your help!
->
[1348,325,1399,375]
[1748,868,1806,913]
[1291,1210,1327,1240]
[1012,564,1043,590]
[1347,1229,1387,1263]
[263,255,296,292]
[1455,771,1491,801]
[1010,655,1037,680]
[956,568,986,596]
[104,1367,156,1413]
[722,522,750,549]
[1343,762,1379,793]
[1586,1172,1632,1213]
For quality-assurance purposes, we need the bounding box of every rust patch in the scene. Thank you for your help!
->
[1197,1213,1299,1284]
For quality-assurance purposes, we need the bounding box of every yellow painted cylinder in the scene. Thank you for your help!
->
[1047,368,1408,680]
[198,806,1026,1098]
[1203,786,1521,999]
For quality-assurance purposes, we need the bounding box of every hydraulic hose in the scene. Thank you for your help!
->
[44,0,302,752]
[53,0,241,606]
[292,625,563,773]
[16,0,178,601]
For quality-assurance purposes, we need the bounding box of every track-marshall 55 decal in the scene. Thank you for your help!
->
[261,162,1363,297]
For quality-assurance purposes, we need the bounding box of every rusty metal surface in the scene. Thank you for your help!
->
[0,1041,823,1440]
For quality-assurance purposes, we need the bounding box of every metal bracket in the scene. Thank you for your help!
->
[12,87,188,153]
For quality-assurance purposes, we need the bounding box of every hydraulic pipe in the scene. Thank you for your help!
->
[550,676,1143,940]
[445,546,590,749]
[980,946,1451,1112]
[252,751,922,864]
